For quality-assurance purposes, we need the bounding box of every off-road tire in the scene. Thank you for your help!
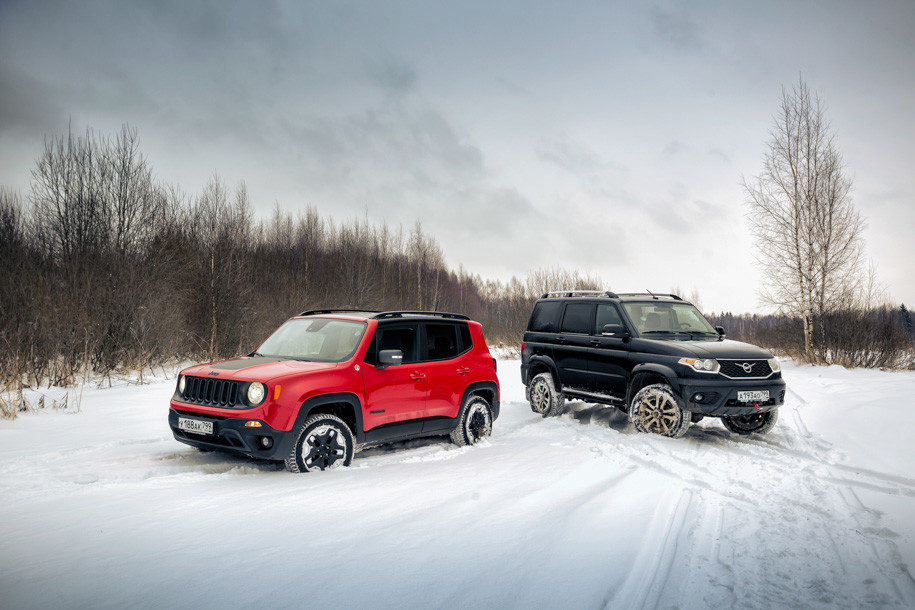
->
[285,413,355,473]
[450,396,494,446]
[528,372,566,417]
[721,409,778,435]
[628,384,691,438]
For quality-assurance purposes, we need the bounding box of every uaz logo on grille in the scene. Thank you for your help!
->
[738,362,754,373]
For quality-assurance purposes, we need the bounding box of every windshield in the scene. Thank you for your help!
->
[621,302,717,336]
[256,318,367,362]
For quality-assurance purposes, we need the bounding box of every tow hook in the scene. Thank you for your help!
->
[753,402,761,411]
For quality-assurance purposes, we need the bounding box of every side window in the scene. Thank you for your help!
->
[425,323,459,361]
[374,324,420,364]
[594,304,623,334]
[560,303,594,334]
[458,323,472,353]
[528,301,562,332]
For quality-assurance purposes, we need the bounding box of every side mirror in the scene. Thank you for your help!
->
[601,324,627,337]
[715,326,726,337]
[378,349,404,367]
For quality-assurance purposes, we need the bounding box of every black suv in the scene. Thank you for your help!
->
[521,291,786,438]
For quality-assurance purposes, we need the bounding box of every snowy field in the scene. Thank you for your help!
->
[2,359,914,609]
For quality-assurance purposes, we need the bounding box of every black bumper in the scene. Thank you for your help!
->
[168,408,296,461]
[677,377,787,416]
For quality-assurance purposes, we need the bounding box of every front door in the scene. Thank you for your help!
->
[361,323,426,430]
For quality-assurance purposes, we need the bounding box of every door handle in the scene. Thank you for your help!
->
[410,372,427,380]
[556,336,565,343]
[590,339,600,346]
[456,367,471,375]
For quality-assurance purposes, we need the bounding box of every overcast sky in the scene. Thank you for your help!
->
[1,0,913,313]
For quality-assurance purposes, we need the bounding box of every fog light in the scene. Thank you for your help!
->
[245,421,262,428]
[693,393,704,402]
[260,436,273,449]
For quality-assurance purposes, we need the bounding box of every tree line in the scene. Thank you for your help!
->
[1,123,912,402]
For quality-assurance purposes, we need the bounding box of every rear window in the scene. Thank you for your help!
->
[560,303,594,334]
[426,323,459,360]
[528,301,562,332]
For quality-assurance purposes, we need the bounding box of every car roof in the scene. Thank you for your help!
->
[296,310,471,321]
[537,291,691,304]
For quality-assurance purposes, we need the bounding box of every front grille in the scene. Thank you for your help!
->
[718,359,773,379]
[181,376,241,407]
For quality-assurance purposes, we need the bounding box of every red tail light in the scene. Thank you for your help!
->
[492,358,497,373]
[521,341,527,354]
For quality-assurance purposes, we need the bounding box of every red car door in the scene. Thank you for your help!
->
[361,323,427,429]
[422,322,466,419]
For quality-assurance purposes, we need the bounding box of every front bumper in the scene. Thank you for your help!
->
[168,407,296,461]
[677,377,786,416]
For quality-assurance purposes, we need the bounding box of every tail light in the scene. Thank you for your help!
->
[521,341,527,356]
[493,358,497,373]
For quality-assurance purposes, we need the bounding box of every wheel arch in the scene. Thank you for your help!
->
[626,364,680,408]
[297,393,365,443]
[525,356,560,387]
[461,381,500,419]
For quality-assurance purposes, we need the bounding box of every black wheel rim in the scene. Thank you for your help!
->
[304,426,345,470]
[466,404,491,442]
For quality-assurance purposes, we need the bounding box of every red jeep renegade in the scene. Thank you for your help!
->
[168,310,500,472]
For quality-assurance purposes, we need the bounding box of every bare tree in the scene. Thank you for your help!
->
[743,78,864,361]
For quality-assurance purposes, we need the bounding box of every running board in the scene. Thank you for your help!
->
[562,387,625,406]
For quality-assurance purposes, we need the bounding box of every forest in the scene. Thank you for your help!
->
[1,125,912,397]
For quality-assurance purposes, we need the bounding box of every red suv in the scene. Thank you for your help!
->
[168,310,500,472]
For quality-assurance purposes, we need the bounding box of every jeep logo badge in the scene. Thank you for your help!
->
[208,371,220,377]
[739,362,754,373]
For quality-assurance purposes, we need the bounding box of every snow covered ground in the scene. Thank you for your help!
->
[2,359,914,609]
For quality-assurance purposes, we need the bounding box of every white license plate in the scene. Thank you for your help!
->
[737,390,769,403]
[178,417,213,435]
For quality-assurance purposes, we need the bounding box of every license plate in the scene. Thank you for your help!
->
[737,390,769,403]
[178,417,213,435]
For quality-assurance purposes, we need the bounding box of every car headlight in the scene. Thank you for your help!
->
[768,358,781,373]
[178,375,186,394]
[247,382,267,406]
[678,358,720,373]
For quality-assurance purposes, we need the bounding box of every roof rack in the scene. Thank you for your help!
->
[373,311,470,321]
[540,290,620,299]
[615,293,683,301]
[298,309,380,317]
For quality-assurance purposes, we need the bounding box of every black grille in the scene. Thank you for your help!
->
[182,376,241,407]
[719,360,773,379]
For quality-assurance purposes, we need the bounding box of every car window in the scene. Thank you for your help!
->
[256,318,367,363]
[622,302,716,334]
[528,301,562,332]
[374,324,420,364]
[458,323,472,353]
[426,323,459,361]
[560,303,594,334]
[594,304,623,334]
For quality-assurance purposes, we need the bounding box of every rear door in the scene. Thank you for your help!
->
[553,302,595,389]
[421,322,466,419]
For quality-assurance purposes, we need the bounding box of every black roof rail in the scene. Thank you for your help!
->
[540,290,620,299]
[298,309,380,317]
[614,293,684,301]
[373,311,470,321]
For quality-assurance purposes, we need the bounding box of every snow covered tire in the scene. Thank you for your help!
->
[285,413,355,473]
[450,396,493,446]
[528,372,566,417]
[722,409,778,435]
[628,384,691,438]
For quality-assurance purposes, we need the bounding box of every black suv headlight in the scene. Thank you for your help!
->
[678,358,720,374]
[247,382,267,406]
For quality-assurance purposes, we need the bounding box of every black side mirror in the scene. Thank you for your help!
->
[601,324,627,337]
[378,349,404,367]
[715,326,726,337]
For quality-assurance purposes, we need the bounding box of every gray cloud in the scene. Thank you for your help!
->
[651,5,704,51]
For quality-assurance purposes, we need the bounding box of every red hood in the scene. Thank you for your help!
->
[181,357,339,382]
